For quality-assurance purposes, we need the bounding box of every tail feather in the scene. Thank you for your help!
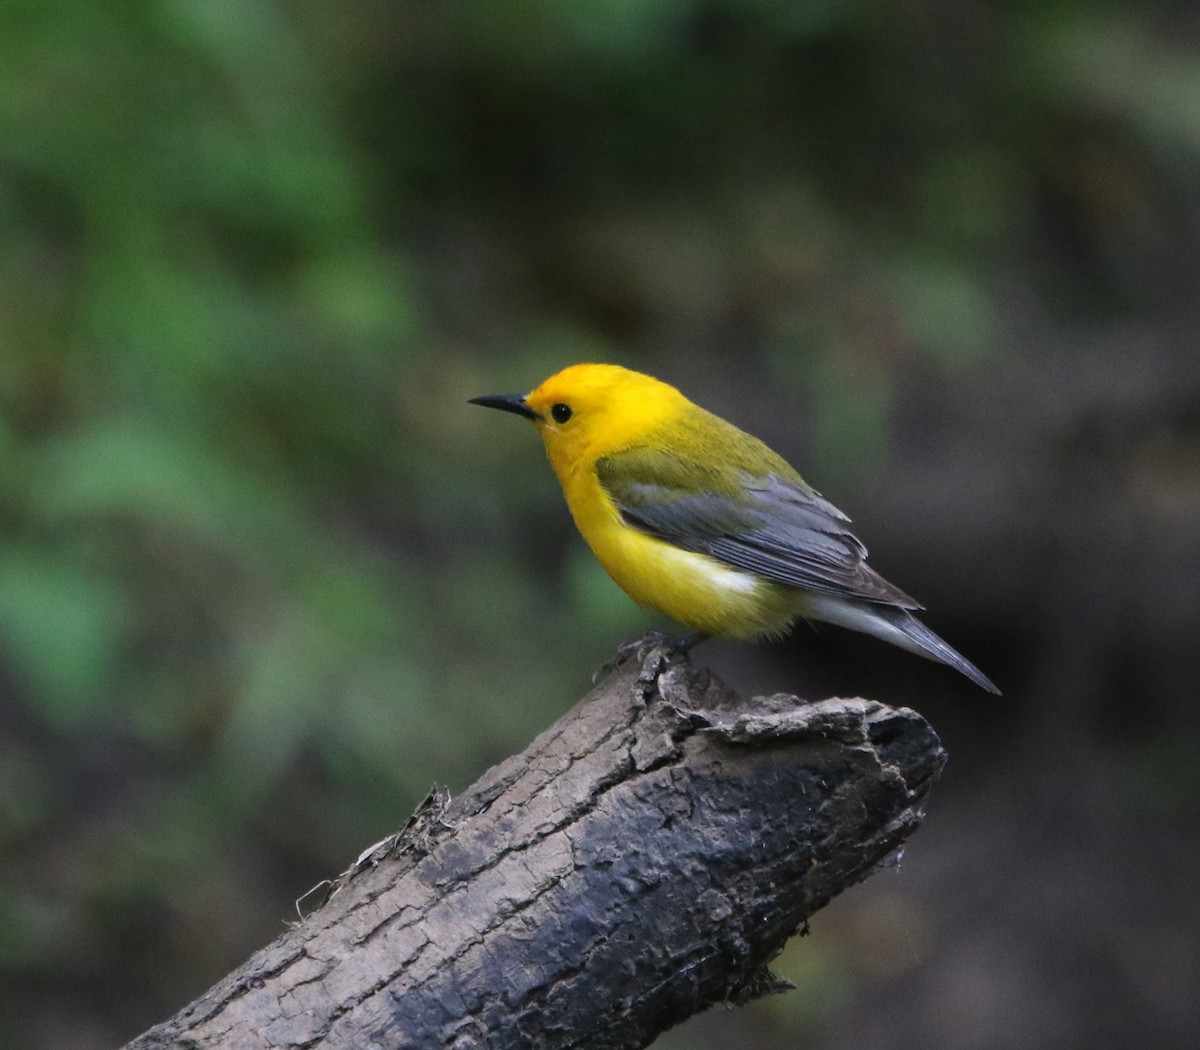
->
[803,595,1001,695]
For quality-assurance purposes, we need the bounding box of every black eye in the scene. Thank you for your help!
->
[551,403,572,424]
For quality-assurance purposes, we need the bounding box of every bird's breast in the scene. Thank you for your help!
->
[563,468,795,639]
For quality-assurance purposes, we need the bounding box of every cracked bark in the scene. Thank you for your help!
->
[122,641,946,1050]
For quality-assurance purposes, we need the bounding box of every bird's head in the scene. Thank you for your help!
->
[470,363,685,477]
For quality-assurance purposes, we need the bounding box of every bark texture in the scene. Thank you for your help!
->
[124,641,946,1050]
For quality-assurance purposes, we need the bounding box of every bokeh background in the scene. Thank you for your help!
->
[2,2,1198,1047]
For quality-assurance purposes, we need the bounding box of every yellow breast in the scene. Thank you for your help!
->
[560,466,795,639]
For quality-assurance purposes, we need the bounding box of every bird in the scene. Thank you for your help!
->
[470,363,999,694]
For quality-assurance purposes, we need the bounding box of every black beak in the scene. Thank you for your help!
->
[468,393,540,421]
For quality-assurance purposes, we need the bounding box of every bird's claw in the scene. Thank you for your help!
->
[591,630,707,685]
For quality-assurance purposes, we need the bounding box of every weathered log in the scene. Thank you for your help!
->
[124,640,946,1050]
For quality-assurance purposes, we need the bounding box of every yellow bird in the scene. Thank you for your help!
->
[471,363,999,694]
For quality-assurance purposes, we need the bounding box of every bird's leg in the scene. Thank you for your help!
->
[600,628,700,676]
[593,630,710,684]
[616,629,706,662]
[674,631,708,654]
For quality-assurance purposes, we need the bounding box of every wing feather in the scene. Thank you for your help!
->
[596,449,921,610]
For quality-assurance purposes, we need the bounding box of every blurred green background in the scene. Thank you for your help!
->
[2,1,1198,1047]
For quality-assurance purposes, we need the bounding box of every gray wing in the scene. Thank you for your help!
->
[596,450,921,610]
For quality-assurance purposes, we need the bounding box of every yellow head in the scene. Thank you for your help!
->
[471,364,688,481]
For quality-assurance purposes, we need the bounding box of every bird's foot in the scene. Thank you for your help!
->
[617,629,707,662]
[592,630,708,685]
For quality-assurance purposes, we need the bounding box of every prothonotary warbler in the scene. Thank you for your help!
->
[471,363,999,694]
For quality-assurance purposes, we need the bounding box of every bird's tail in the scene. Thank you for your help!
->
[803,595,1001,695]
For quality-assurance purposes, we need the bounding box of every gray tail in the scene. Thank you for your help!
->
[888,609,1001,695]
[804,595,1001,695]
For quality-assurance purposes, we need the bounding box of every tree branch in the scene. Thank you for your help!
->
[123,641,946,1050]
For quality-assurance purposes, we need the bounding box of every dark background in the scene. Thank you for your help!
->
[1,2,1197,1047]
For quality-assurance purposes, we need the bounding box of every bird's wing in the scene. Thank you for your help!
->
[595,447,921,609]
